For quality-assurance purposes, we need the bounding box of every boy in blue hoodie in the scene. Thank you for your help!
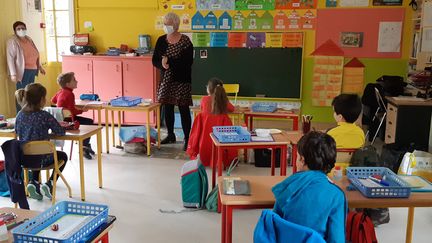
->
[272,131,347,243]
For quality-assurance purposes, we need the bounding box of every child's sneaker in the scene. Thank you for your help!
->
[41,183,52,200]
[27,183,43,200]
[83,150,93,159]
[84,146,95,155]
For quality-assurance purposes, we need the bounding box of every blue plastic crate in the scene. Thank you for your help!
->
[251,102,277,112]
[213,126,251,143]
[12,201,109,243]
[110,96,142,107]
[347,167,411,198]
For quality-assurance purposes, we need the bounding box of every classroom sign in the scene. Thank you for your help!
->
[266,33,283,47]
[192,32,210,47]
[228,32,247,47]
[246,32,266,48]
[192,11,205,30]
[246,11,260,30]
[159,0,195,10]
[301,10,316,29]
[204,11,218,30]
[233,11,246,30]
[235,0,276,10]
[275,0,317,9]
[218,12,233,30]
[342,58,365,94]
[326,0,337,7]
[274,11,289,30]
[282,32,303,47]
[210,32,229,47]
[259,11,273,30]
[312,56,344,106]
[180,14,191,31]
[196,0,235,10]
[287,10,301,29]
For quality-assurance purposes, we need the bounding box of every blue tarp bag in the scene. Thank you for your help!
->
[119,126,158,143]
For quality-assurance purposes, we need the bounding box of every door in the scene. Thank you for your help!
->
[122,59,156,124]
[93,60,123,124]
[61,57,94,120]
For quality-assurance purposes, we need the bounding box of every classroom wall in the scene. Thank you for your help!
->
[71,0,412,122]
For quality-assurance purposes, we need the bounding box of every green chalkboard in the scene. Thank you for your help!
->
[191,47,302,99]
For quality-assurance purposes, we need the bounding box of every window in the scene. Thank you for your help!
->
[44,0,74,62]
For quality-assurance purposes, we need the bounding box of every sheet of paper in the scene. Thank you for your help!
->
[421,28,432,52]
[251,135,274,142]
[339,0,369,7]
[377,21,402,53]
[423,1,432,27]
[36,215,93,239]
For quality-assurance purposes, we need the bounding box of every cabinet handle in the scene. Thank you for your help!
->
[389,107,394,111]
[388,121,392,125]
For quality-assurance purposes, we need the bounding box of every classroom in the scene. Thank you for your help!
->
[0,0,432,242]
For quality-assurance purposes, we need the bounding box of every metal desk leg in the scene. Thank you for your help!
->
[221,203,226,243]
[97,109,102,127]
[212,142,216,189]
[105,109,110,154]
[225,205,233,243]
[280,145,287,176]
[292,144,297,174]
[117,111,122,147]
[293,116,299,131]
[271,148,276,176]
[111,111,115,147]
[78,139,86,201]
[146,111,151,156]
[406,207,415,243]
[97,130,103,188]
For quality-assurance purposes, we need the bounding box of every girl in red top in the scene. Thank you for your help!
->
[187,78,237,167]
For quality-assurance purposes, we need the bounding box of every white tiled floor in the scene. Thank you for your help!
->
[1,134,431,242]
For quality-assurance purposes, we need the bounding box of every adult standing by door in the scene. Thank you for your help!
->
[152,12,193,151]
[6,21,45,112]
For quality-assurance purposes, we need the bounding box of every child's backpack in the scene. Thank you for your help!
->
[181,158,208,208]
[346,211,378,243]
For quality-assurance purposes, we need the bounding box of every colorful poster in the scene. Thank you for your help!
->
[196,0,235,10]
[159,0,195,10]
[228,32,247,47]
[155,16,164,30]
[246,11,259,30]
[218,11,233,30]
[312,56,344,106]
[233,11,246,30]
[377,21,402,53]
[342,58,365,94]
[246,32,266,48]
[235,0,275,10]
[326,0,337,7]
[179,14,191,31]
[287,10,301,30]
[210,32,229,47]
[192,32,210,47]
[373,0,402,6]
[259,11,273,30]
[191,12,205,30]
[266,33,283,47]
[275,0,317,9]
[274,11,289,30]
[282,32,303,47]
[339,0,369,7]
[204,11,218,30]
[301,10,316,29]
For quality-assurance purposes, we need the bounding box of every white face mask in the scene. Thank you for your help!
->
[16,29,26,37]
[163,25,174,35]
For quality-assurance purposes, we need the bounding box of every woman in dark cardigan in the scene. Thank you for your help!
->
[152,12,194,151]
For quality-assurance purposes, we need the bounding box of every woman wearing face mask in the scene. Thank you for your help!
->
[152,12,194,151]
[6,21,45,112]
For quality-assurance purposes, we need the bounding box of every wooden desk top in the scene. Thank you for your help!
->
[0,130,17,138]
[75,100,105,109]
[103,103,160,111]
[386,96,432,107]
[191,106,248,115]
[51,125,103,140]
[243,108,299,117]
[210,131,301,147]
[218,176,432,208]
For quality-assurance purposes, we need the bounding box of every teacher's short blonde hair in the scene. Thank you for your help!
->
[164,12,180,31]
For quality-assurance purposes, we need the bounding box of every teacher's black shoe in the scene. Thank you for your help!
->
[183,138,189,151]
[161,134,176,144]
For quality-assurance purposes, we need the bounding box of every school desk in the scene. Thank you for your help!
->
[104,103,161,156]
[0,207,116,243]
[51,125,104,201]
[244,109,300,131]
[0,130,17,139]
[191,106,247,125]
[75,100,107,152]
[218,175,432,243]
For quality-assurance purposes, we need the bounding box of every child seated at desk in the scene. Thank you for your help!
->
[187,78,236,167]
[272,131,346,243]
[327,94,365,149]
[15,83,68,200]
[51,72,95,159]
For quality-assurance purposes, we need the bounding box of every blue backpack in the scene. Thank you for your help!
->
[181,159,208,208]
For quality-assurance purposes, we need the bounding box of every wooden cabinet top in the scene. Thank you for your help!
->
[386,96,432,107]
[62,54,153,61]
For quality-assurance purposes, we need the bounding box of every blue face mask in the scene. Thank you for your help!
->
[163,25,174,35]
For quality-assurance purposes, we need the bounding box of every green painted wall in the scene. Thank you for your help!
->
[302,58,408,122]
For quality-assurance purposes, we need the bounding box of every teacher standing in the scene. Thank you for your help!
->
[6,21,45,112]
[152,12,193,151]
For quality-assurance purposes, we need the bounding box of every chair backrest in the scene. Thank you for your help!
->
[374,87,387,112]
[336,148,357,164]
[62,109,72,120]
[22,141,56,156]
[224,84,240,105]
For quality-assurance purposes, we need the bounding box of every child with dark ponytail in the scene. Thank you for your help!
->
[200,77,235,114]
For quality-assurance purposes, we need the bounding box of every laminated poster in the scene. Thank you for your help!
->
[265,33,283,47]
[192,32,210,47]
[179,14,191,31]
[246,32,266,48]
[274,11,289,30]
[342,67,364,94]
[246,11,259,30]
[196,0,235,10]
[218,12,233,30]
[287,10,301,30]
[312,56,344,107]
[275,0,317,9]
[282,32,303,47]
[339,0,369,7]
[210,32,229,47]
[204,11,218,30]
[326,0,337,7]
[192,11,205,30]
[159,0,195,10]
[233,11,246,30]
[235,0,275,10]
[377,21,402,53]
[372,0,403,6]
[259,11,274,30]
[301,10,316,29]
[155,16,164,30]
[228,32,247,47]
